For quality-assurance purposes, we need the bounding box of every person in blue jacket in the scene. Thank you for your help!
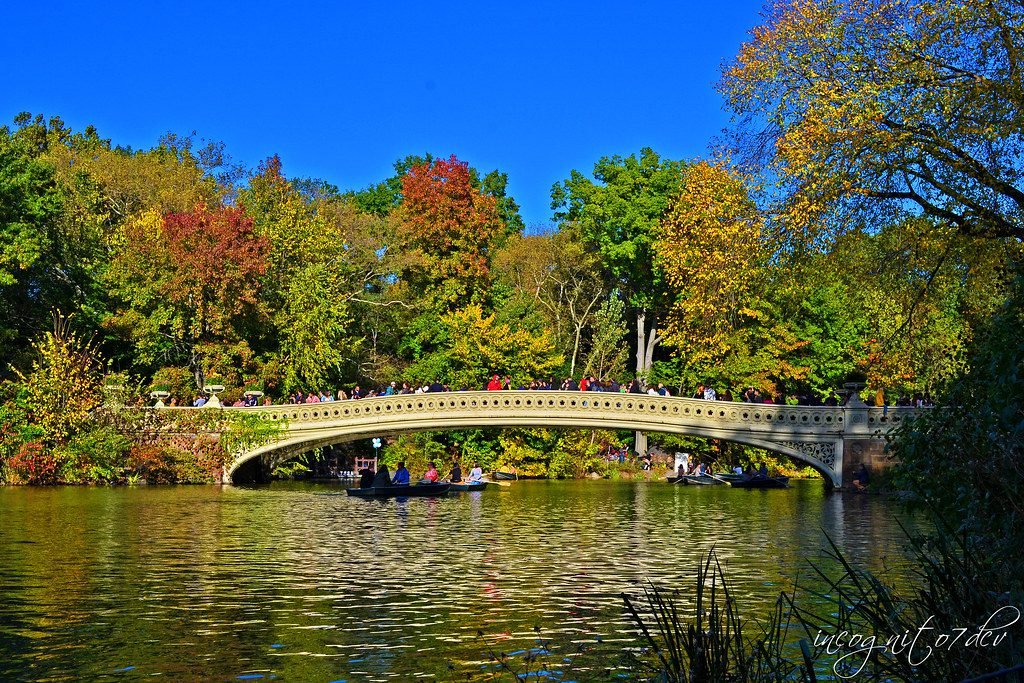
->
[392,462,411,485]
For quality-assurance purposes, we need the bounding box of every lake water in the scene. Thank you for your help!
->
[0,479,916,681]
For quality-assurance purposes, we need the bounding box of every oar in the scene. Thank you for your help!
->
[708,473,730,485]
[481,478,512,487]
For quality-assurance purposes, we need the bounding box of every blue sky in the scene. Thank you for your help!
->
[2,0,765,229]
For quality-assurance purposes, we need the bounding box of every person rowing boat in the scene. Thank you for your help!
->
[449,459,462,483]
[392,462,410,486]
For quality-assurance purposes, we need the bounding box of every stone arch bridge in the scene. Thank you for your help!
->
[204,391,919,488]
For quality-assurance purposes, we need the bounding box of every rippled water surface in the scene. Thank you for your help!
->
[0,480,915,681]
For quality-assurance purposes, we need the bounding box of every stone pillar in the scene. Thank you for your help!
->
[840,388,898,487]
[839,389,871,488]
[841,439,889,487]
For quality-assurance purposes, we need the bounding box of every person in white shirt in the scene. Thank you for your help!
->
[468,463,484,482]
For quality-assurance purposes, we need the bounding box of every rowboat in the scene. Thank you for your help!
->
[729,476,790,489]
[492,471,518,480]
[682,475,724,485]
[666,476,685,483]
[346,483,451,498]
[448,481,489,492]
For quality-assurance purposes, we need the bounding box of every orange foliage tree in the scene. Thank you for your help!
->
[104,205,269,386]
[656,161,809,394]
[398,155,507,308]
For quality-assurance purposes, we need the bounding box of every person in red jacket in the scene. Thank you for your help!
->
[423,462,439,483]
[486,374,502,391]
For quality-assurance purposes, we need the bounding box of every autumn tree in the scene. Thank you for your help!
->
[720,0,1024,242]
[14,313,103,448]
[398,155,509,308]
[656,161,809,393]
[104,205,269,386]
[353,153,525,233]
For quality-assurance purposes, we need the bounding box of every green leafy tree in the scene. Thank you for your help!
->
[551,148,687,378]
[406,304,563,389]
[581,295,629,381]
[0,124,65,363]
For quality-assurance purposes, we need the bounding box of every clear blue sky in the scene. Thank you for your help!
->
[2,0,765,230]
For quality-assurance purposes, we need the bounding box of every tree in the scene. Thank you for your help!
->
[814,218,1017,396]
[14,313,103,449]
[277,263,363,391]
[720,0,1024,241]
[104,206,269,385]
[398,155,508,308]
[656,161,824,396]
[0,128,64,360]
[551,148,687,379]
[352,153,525,233]
[580,295,629,381]
[240,156,407,388]
[657,162,767,365]
[405,304,563,389]
[494,228,608,376]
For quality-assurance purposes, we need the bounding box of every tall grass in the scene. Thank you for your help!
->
[622,551,807,682]
[622,528,1022,683]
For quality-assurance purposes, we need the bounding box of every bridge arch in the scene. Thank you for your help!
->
[230,425,840,484]
[221,391,870,485]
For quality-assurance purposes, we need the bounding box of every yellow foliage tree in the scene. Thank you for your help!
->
[15,313,103,448]
[656,162,809,394]
[720,0,1024,241]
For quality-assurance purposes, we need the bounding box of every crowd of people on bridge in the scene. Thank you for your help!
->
[169,372,935,410]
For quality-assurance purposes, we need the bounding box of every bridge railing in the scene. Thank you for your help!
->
[213,390,859,430]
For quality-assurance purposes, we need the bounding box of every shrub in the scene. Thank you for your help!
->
[127,445,185,484]
[6,441,59,485]
[57,427,131,483]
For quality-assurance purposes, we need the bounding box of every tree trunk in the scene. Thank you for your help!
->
[635,311,647,377]
[571,322,583,377]
[633,310,660,457]
[635,431,648,458]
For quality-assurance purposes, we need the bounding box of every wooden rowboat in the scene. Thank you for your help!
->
[682,475,724,485]
[448,481,489,492]
[492,471,518,480]
[346,483,451,498]
[729,476,790,489]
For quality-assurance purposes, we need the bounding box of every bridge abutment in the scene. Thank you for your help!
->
[841,438,890,487]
